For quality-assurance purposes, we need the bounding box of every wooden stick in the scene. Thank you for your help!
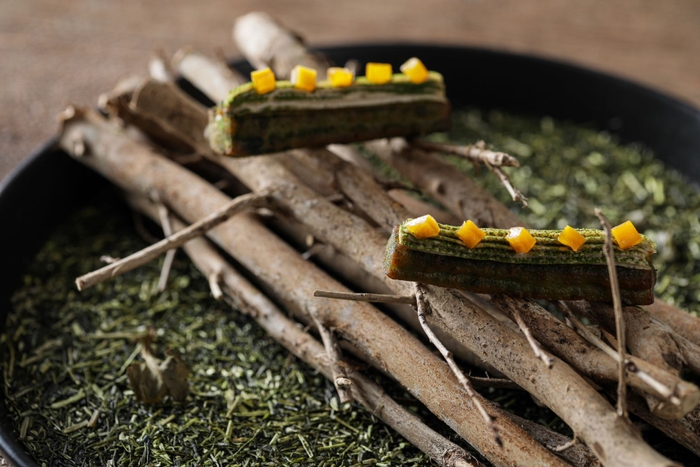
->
[74,188,274,291]
[595,208,629,420]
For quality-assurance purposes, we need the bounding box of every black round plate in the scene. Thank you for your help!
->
[0,44,699,466]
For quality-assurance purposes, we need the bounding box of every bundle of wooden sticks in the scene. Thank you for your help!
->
[58,11,700,467]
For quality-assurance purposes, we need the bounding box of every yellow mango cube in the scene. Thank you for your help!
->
[612,220,643,250]
[251,67,276,94]
[366,62,393,84]
[456,220,486,248]
[558,226,586,252]
[506,227,536,253]
[291,65,317,92]
[405,215,440,239]
[400,57,429,84]
[327,67,354,87]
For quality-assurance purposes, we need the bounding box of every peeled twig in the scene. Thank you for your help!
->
[313,289,516,383]
[412,140,527,207]
[595,208,629,420]
[61,108,567,467]
[129,196,484,467]
[286,148,407,234]
[73,186,274,291]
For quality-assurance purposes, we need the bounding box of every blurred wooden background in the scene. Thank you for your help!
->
[1,0,699,180]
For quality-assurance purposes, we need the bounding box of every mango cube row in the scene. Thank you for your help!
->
[405,215,643,253]
[250,57,431,95]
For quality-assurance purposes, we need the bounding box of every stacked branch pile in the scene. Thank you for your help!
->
[57,11,700,467]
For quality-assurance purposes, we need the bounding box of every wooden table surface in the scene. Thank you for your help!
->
[1,0,700,183]
[0,0,699,464]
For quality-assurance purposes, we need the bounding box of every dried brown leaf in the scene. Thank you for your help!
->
[126,333,190,404]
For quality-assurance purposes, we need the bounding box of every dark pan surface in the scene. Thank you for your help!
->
[1,44,699,466]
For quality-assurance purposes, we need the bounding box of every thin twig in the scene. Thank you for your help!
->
[511,307,554,368]
[313,317,353,403]
[414,140,520,168]
[313,290,416,305]
[414,284,502,447]
[413,140,528,207]
[492,166,528,207]
[595,208,629,420]
[157,203,176,292]
[75,190,274,291]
